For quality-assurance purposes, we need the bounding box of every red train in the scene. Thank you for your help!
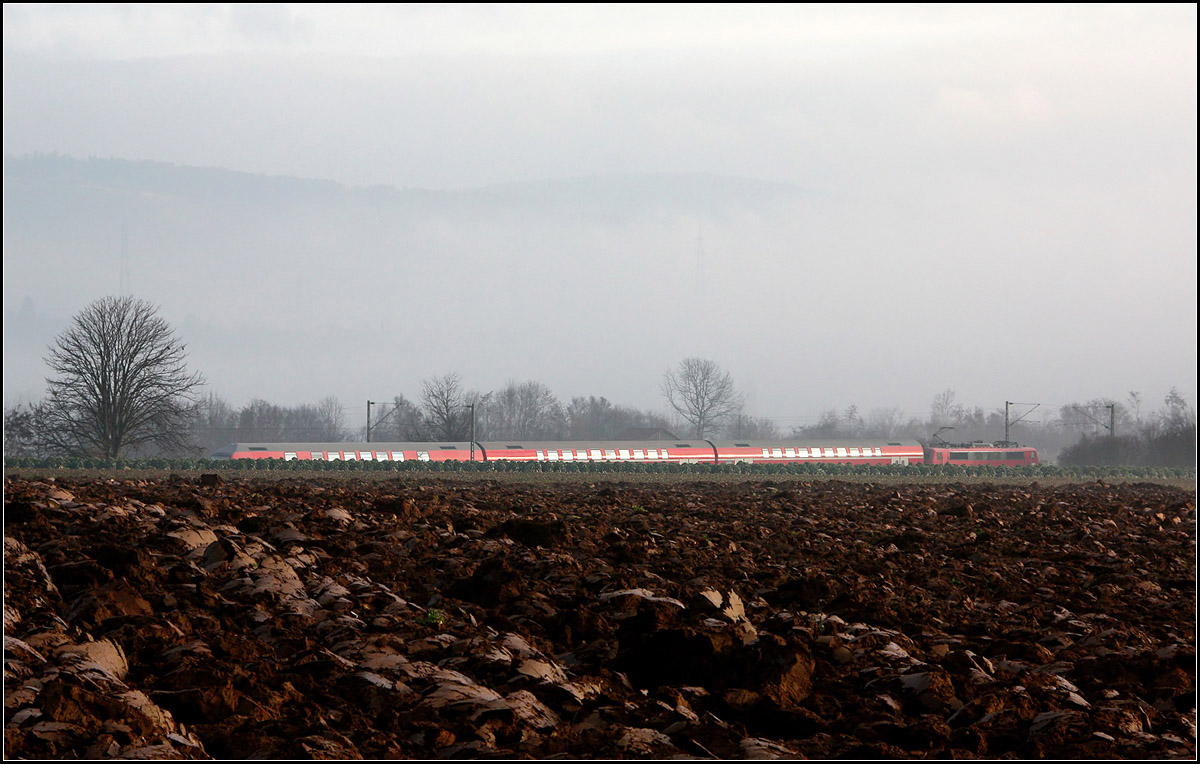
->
[211,439,1038,467]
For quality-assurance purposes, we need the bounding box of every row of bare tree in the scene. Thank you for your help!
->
[1056,389,1196,467]
[177,375,681,455]
[790,388,1196,466]
[3,296,1193,466]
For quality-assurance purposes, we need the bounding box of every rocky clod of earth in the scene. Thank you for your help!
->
[3,474,1195,759]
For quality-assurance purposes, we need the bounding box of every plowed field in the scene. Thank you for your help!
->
[4,474,1195,759]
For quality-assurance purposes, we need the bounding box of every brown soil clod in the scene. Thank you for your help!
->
[3,475,1195,759]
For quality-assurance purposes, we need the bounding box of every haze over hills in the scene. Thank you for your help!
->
[4,154,822,418]
[5,152,1193,435]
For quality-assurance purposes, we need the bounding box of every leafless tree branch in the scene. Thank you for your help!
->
[661,357,744,439]
[40,296,205,458]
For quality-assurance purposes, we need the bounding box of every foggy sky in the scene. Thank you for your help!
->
[3,4,1196,433]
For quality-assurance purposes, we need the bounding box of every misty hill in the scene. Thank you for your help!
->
[4,154,816,409]
[3,154,804,226]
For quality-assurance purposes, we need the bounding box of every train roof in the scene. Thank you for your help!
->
[210,442,477,458]
[211,439,927,459]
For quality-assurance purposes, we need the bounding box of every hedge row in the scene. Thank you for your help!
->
[3,456,1193,480]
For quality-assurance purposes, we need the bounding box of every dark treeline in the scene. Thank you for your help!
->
[1056,389,1196,467]
[790,388,1196,467]
[166,376,677,457]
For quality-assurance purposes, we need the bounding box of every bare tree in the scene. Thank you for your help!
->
[843,404,863,437]
[929,388,963,425]
[1127,390,1143,424]
[566,395,674,439]
[865,406,904,438]
[661,357,743,438]
[370,395,425,441]
[421,372,469,440]
[189,392,237,454]
[40,296,205,457]
[4,401,43,457]
[797,408,843,438]
[486,380,566,440]
[727,413,781,440]
[313,395,346,441]
[566,396,618,439]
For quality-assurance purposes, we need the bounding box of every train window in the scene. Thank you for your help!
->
[344,452,358,461]
[771,448,783,458]
[310,451,325,461]
[284,452,297,461]
[824,448,836,457]
[950,452,968,460]
[795,448,808,457]
[660,449,670,460]
[618,449,631,459]
[633,450,645,459]
[835,447,847,458]
[849,447,860,457]
[874,447,883,457]
[547,450,559,461]
[417,451,430,461]
[561,450,574,461]
[1006,451,1025,460]
[536,450,545,461]
[360,452,374,461]
[762,449,771,458]
[784,448,796,457]
[647,449,659,459]
[328,452,342,461]
[390,451,405,461]
[605,450,617,460]
[589,449,602,460]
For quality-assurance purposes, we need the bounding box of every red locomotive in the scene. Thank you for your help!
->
[923,442,1039,467]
